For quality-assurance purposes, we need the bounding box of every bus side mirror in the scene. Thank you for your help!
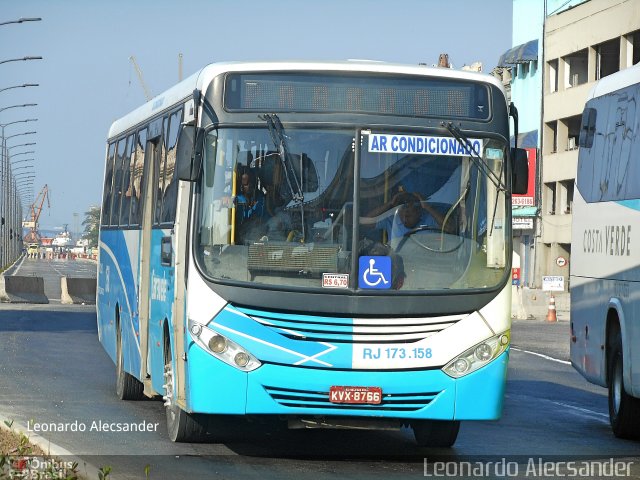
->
[176,125,204,181]
[511,148,529,195]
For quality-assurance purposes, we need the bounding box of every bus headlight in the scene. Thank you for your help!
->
[443,331,510,378]
[188,319,261,372]
[208,335,228,354]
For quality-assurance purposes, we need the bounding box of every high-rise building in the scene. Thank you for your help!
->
[539,0,640,287]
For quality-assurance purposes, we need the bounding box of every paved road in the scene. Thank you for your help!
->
[512,318,570,362]
[0,306,637,479]
[8,257,96,302]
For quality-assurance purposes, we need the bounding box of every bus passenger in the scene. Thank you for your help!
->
[235,172,264,220]
[235,172,267,243]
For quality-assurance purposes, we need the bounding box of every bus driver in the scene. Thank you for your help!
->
[364,191,448,242]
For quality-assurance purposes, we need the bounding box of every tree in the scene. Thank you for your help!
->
[82,205,101,248]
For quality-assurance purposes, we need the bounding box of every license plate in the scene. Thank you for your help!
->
[329,386,382,404]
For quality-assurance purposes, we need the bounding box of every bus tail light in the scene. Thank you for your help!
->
[188,319,261,372]
[443,331,510,378]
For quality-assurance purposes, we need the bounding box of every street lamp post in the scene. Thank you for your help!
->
[0,118,38,267]
[7,151,35,158]
[10,159,35,166]
[0,11,40,256]
[7,143,36,152]
[0,119,37,128]
[0,18,42,27]
[13,168,35,175]
[0,103,37,114]
[4,131,36,141]
[0,56,43,66]
[0,84,39,95]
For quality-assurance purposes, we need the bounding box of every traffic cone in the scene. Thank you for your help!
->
[546,294,557,322]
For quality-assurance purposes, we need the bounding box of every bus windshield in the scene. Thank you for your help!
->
[195,127,508,292]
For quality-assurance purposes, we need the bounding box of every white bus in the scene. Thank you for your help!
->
[98,61,528,445]
[571,62,640,439]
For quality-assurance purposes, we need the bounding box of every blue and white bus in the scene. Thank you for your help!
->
[97,61,527,446]
[571,63,640,439]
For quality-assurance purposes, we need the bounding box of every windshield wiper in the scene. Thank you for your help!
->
[261,113,306,240]
[443,122,506,193]
[443,122,505,236]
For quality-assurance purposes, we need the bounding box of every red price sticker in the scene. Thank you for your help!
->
[322,273,349,289]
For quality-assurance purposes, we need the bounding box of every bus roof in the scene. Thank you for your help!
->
[108,60,506,139]
[586,62,640,101]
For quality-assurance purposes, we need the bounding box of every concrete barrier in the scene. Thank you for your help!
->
[0,275,48,304]
[61,277,97,305]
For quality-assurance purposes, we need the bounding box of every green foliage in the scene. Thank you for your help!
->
[98,465,112,479]
[82,205,101,248]
[0,419,80,479]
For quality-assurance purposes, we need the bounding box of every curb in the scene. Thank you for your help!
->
[0,412,103,480]
[2,254,26,277]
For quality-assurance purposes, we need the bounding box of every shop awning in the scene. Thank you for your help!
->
[497,39,538,67]
[512,206,537,217]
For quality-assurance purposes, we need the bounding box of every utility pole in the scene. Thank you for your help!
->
[178,53,183,81]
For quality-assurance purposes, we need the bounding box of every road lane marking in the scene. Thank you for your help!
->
[510,349,610,424]
[551,400,609,420]
[506,393,610,424]
[511,346,571,365]
[9,255,27,275]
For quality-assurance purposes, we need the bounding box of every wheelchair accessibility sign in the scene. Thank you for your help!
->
[359,256,392,289]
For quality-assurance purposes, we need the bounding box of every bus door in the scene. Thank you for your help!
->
[137,118,163,396]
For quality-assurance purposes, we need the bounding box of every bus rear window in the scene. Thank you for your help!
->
[224,72,490,120]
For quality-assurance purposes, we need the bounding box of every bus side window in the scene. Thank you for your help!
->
[130,128,147,226]
[579,107,596,148]
[161,109,183,225]
[119,134,135,226]
[153,116,169,226]
[101,142,116,226]
[110,138,128,227]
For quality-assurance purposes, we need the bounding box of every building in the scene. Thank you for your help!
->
[539,0,640,287]
[496,0,544,288]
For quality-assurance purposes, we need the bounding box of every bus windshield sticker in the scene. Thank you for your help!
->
[368,133,483,157]
[358,256,392,289]
[486,148,503,160]
[322,273,349,289]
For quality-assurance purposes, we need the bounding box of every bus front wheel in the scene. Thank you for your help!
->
[412,420,460,447]
[608,333,640,439]
[163,339,208,442]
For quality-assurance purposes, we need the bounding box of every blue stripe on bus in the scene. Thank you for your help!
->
[617,199,640,211]
[148,228,176,394]
[211,305,352,368]
[98,229,140,376]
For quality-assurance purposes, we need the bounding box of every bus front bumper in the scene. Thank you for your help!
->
[186,346,508,421]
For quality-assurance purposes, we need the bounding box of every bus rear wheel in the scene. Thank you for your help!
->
[412,420,460,447]
[115,326,144,400]
[608,333,640,439]
[163,340,208,442]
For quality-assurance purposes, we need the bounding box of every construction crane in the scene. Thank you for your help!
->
[22,184,50,244]
[129,55,152,101]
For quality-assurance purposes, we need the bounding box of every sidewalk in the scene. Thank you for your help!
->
[511,286,570,321]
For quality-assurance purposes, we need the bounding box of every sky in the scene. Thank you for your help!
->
[1,0,512,235]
